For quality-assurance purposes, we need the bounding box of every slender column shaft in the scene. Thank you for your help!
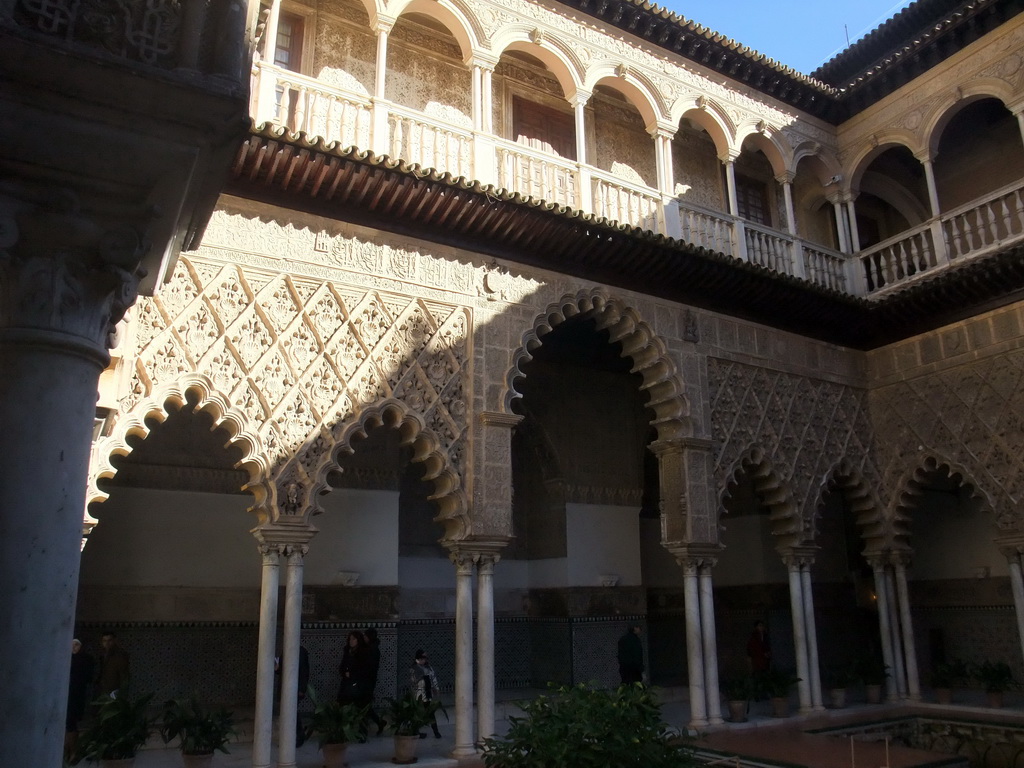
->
[920,158,941,217]
[277,546,305,768]
[472,65,483,133]
[1007,555,1024,669]
[698,565,723,724]
[781,180,798,235]
[374,29,388,100]
[787,564,812,712]
[263,0,282,64]
[884,568,906,699]
[451,555,476,758]
[253,547,281,768]
[893,562,920,701]
[832,200,850,253]
[845,199,861,252]
[481,68,493,134]
[573,97,588,166]
[872,563,898,700]
[476,556,497,743]
[682,565,708,728]
[723,160,739,216]
[800,567,824,710]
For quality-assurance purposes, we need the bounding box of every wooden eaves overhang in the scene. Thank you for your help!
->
[558,0,1024,122]
[226,126,1024,351]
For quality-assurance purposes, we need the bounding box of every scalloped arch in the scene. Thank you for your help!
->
[721,446,803,549]
[86,375,272,524]
[817,460,886,552]
[306,398,469,541]
[503,288,691,441]
[885,454,997,545]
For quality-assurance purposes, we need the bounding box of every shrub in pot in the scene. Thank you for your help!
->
[855,655,888,703]
[930,658,969,704]
[385,690,447,764]
[307,688,366,768]
[73,693,156,766]
[759,669,800,717]
[160,696,235,767]
[825,666,857,709]
[481,683,695,768]
[721,677,755,722]
[974,661,1016,708]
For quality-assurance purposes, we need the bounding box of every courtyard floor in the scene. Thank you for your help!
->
[123,687,1024,768]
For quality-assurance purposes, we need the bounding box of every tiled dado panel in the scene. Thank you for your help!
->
[571,618,643,689]
[912,606,1022,682]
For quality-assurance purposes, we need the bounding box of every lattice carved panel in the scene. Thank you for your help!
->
[708,358,879,537]
[869,349,1024,528]
[121,257,471,506]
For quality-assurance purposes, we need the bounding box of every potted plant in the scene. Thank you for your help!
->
[481,683,693,768]
[307,688,366,768]
[930,658,969,704]
[385,690,448,764]
[760,669,800,718]
[721,677,755,723]
[974,661,1016,708]
[855,655,888,704]
[159,696,235,767]
[73,693,155,767]
[825,666,857,709]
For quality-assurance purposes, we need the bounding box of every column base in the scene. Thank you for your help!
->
[450,744,480,759]
[708,715,725,725]
[688,718,709,730]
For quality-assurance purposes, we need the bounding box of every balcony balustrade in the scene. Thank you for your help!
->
[251,62,1017,300]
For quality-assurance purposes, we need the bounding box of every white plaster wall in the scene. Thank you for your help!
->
[911,490,1006,580]
[398,556,454,589]
[81,488,258,588]
[715,516,788,586]
[566,504,641,587]
[305,489,399,585]
[640,517,681,587]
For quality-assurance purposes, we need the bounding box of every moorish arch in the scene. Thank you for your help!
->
[720,446,802,549]
[585,66,665,130]
[86,374,272,535]
[735,126,791,178]
[305,398,470,541]
[503,288,691,442]
[491,33,586,100]
[845,135,921,193]
[387,0,485,61]
[922,81,1017,157]
[817,460,887,553]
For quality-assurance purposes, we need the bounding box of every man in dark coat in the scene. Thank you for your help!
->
[97,631,129,698]
[65,639,95,761]
[617,623,644,684]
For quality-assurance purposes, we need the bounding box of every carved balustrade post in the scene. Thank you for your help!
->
[0,186,145,767]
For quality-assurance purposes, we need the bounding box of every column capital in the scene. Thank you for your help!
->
[775,171,796,185]
[649,122,677,140]
[668,544,721,572]
[779,545,817,569]
[252,521,317,550]
[370,13,397,34]
[0,185,146,362]
[718,148,742,164]
[469,53,499,72]
[567,89,593,109]
[913,149,936,164]
[997,536,1024,559]
[478,411,523,428]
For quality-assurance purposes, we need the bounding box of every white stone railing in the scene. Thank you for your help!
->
[252,64,373,149]
[677,201,737,258]
[591,169,662,233]
[387,105,474,180]
[495,139,579,208]
[744,220,795,274]
[861,179,1024,294]
[802,242,847,292]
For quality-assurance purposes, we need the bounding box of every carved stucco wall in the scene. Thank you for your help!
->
[867,303,1024,534]
[707,358,880,547]
[672,122,723,210]
[386,21,473,128]
[592,93,655,186]
[313,3,376,95]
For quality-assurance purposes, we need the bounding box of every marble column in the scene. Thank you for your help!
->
[831,198,850,253]
[785,558,812,713]
[778,173,798,234]
[870,557,898,700]
[893,555,920,701]
[845,197,861,252]
[722,158,740,216]
[262,0,282,63]
[476,553,499,744]
[698,561,723,724]
[799,565,824,710]
[278,544,307,768]
[0,190,143,767]
[884,566,906,699]
[681,559,708,728]
[451,552,476,758]
[1003,546,1024,668]
[571,91,593,212]
[253,544,281,768]
[918,155,942,217]
[370,18,394,156]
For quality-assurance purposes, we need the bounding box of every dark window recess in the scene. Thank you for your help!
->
[512,97,577,160]
[736,174,772,226]
[274,13,304,70]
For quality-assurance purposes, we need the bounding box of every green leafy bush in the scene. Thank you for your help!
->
[974,661,1016,693]
[308,687,366,746]
[74,693,155,763]
[385,690,447,737]
[160,696,235,755]
[481,684,693,768]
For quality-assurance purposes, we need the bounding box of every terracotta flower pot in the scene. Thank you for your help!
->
[987,691,1004,709]
[829,688,847,709]
[770,696,789,718]
[100,759,136,768]
[322,742,348,768]
[393,733,420,764]
[727,700,747,723]
[865,683,883,704]
[182,754,214,768]
[934,687,952,704]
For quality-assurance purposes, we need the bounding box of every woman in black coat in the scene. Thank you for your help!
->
[337,631,367,705]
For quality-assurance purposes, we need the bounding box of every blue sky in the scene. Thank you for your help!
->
[656,1,915,74]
